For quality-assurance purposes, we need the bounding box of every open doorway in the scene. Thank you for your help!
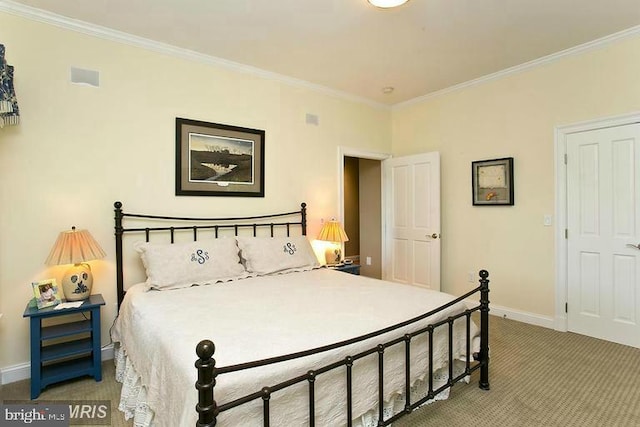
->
[340,148,441,288]
[342,154,385,279]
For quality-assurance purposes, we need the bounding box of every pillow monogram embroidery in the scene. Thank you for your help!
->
[283,242,297,255]
[191,249,210,264]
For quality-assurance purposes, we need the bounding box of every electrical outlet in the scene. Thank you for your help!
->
[366,256,372,266]
[468,271,474,283]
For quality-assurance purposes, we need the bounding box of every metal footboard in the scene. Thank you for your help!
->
[195,270,490,427]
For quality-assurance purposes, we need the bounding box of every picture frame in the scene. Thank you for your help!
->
[32,279,62,309]
[472,157,514,206]
[176,118,265,197]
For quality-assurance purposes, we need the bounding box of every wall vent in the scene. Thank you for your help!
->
[305,113,319,126]
[70,67,100,87]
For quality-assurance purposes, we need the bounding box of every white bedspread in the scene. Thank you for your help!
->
[111,268,478,427]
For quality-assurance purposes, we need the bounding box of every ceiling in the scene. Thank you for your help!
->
[6,0,640,105]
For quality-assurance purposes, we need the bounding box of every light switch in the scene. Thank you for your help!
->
[543,215,553,226]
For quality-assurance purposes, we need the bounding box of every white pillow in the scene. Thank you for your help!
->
[236,236,320,275]
[134,238,248,290]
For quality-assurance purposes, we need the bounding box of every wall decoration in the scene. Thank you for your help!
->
[176,118,265,197]
[32,279,62,309]
[0,44,20,127]
[472,157,514,206]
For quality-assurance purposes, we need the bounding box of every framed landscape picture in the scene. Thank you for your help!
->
[32,279,62,309]
[472,157,514,206]
[176,118,265,197]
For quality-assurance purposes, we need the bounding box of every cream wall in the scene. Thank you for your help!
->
[3,9,638,379]
[0,12,391,370]
[391,35,640,318]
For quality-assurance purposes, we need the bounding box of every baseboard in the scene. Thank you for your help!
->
[490,304,555,329]
[1,344,114,385]
[465,299,556,329]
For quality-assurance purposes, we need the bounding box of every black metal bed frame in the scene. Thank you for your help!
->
[113,201,490,427]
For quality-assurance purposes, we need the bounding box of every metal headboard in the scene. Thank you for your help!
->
[113,201,307,309]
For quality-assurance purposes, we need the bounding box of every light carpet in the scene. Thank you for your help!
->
[2,316,639,426]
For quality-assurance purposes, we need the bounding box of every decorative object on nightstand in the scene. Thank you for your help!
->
[317,219,349,266]
[23,294,105,399]
[45,227,106,301]
[31,278,62,309]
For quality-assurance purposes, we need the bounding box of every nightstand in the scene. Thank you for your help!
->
[331,263,361,275]
[23,294,105,399]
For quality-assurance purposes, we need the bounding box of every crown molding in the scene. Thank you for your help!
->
[2,1,638,110]
[0,0,389,110]
[394,24,640,110]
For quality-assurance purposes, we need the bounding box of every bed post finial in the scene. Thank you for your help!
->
[196,340,218,427]
[301,202,307,236]
[478,269,490,390]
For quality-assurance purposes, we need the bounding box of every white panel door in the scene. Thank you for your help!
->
[383,152,441,290]
[567,123,640,348]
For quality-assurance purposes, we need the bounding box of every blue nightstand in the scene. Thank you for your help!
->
[331,263,361,275]
[23,294,105,399]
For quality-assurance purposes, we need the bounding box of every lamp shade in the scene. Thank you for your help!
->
[45,227,105,301]
[317,220,349,243]
[45,227,106,266]
[317,220,349,265]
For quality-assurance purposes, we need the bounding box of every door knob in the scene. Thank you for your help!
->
[429,233,440,239]
[626,243,640,250]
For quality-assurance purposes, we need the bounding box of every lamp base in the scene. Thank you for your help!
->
[62,263,93,301]
[324,246,342,266]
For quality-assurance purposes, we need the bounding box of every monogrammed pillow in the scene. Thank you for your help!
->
[134,238,248,290]
[236,236,320,275]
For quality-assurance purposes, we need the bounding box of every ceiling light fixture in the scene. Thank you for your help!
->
[368,0,410,8]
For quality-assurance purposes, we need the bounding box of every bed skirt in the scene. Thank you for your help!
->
[114,343,467,427]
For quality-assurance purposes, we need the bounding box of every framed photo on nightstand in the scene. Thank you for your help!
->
[32,278,62,309]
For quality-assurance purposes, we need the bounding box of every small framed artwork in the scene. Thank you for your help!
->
[32,279,62,309]
[176,118,265,197]
[472,157,514,206]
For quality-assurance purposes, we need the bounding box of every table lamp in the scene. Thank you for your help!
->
[317,219,349,266]
[45,226,106,301]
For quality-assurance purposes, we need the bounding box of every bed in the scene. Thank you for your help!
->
[110,201,490,427]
